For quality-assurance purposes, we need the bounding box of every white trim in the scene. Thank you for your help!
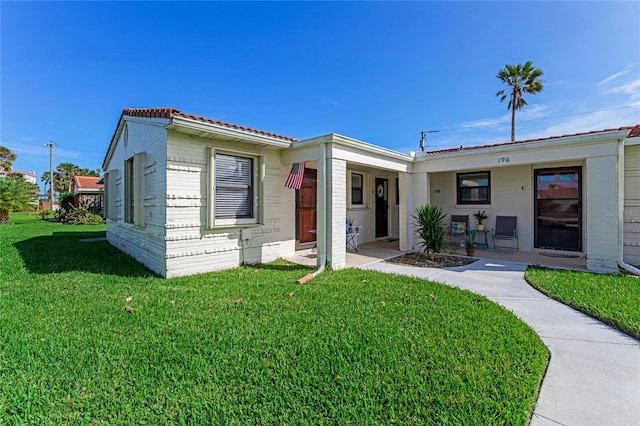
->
[348,170,368,209]
[207,147,263,229]
[171,116,292,148]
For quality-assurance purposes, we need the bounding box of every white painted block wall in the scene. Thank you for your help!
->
[328,158,347,269]
[163,132,295,278]
[105,118,168,277]
[428,165,534,251]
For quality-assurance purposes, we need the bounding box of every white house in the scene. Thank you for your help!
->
[102,107,640,277]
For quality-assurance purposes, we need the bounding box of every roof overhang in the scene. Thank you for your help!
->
[167,116,293,149]
[418,129,631,162]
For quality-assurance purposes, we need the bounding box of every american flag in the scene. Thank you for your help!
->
[284,162,306,190]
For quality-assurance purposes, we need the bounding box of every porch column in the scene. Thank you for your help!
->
[585,155,619,273]
[327,157,347,269]
[398,172,414,251]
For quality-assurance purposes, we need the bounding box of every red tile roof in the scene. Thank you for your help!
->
[628,124,640,138]
[121,107,298,142]
[427,124,640,156]
[74,175,103,190]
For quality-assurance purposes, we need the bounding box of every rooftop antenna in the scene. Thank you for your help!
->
[419,130,439,152]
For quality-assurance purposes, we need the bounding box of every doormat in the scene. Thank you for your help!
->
[384,238,399,242]
[539,251,581,258]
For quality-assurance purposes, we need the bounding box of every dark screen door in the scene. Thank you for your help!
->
[535,167,582,251]
[375,178,388,238]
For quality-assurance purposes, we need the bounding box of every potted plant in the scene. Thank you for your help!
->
[473,210,489,231]
[464,239,477,256]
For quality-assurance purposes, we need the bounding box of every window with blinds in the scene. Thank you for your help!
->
[214,153,254,219]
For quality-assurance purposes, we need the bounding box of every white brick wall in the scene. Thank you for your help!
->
[328,158,347,269]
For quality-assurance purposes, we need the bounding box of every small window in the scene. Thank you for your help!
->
[208,149,261,227]
[215,153,254,218]
[457,171,490,204]
[351,172,364,205]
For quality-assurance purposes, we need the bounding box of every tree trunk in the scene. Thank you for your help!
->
[511,94,517,142]
[0,208,9,224]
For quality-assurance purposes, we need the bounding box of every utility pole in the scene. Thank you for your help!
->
[419,130,439,152]
[44,142,54,209]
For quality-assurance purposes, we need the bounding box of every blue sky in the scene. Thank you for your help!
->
[2,1,639,192]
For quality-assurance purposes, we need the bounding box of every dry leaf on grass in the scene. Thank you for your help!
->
[287,291,295,298]
[125,296,132,303]
[169,300,176,306]
[123,305,137,313]
[234,298,243,304]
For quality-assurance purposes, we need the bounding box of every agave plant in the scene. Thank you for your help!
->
[413,205,447,260]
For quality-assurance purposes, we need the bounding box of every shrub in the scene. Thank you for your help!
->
[37,209,51,220]
[413,205,446,259]
[60,205,104,225]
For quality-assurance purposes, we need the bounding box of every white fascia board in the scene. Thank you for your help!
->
[416,130,629,166]
[625,136,640,146]
[292,133,413,165]
[331,133,414,162]
[169,116,293,148]
[282,144,321,164]
[331,145,411,172]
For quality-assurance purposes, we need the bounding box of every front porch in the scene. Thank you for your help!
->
[288,240,588,271]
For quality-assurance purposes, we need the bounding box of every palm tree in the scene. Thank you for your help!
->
[0,146,16,171]
[496,61,544,142]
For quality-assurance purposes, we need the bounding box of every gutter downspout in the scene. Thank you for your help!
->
[617,138,640,276]
[297,140,327,284]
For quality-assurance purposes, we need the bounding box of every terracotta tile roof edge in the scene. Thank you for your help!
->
[427,124,640,156]
[122,107,298,142]
[73,175,103,189]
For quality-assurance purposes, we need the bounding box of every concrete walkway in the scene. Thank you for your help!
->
[360,258,640,426]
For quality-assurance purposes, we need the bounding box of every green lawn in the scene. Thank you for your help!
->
[526,267,640,340]
[1,213,548,424]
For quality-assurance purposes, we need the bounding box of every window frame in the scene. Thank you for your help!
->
[124,157,134,224]
[208,148,262,228]
[456,171,491,205]
[124,153,146,226]
[349,171,366,208]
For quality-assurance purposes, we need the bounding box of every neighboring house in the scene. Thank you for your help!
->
[102,107,640,277]
[72,175,104,214]
[0,170,37,184]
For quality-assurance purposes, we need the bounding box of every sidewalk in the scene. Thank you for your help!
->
[360,258,640,426]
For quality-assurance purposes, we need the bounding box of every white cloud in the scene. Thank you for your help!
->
[605,79,640,103]
[597,63,637,86]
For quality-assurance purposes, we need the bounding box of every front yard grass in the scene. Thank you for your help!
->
[526,267,640,340]
[1,213,548,424]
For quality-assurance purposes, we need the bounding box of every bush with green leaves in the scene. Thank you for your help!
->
[37,209,51,220]
[413,204,447,259]
[60,205,104,225]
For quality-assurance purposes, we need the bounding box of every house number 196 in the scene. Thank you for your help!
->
[498,157,510,163]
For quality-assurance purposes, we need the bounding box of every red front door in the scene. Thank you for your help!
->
[297,169,317,246]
